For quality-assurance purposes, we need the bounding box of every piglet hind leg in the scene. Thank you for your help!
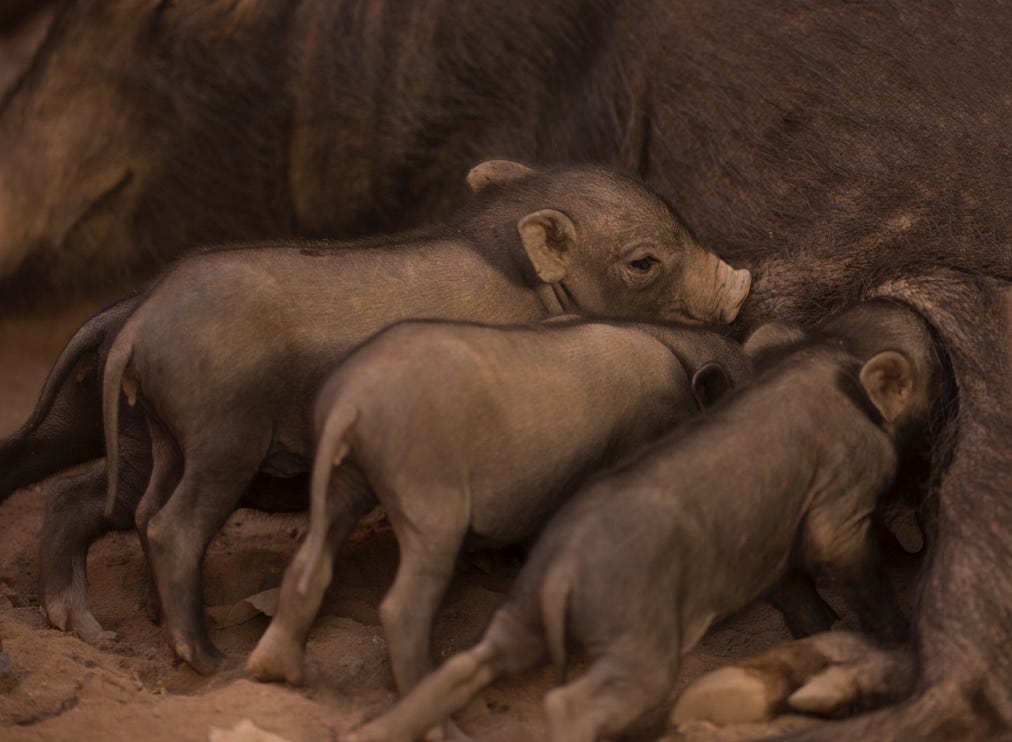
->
[247,466,375,685]
[145,446,264,674]
[346,607,546,742]
[379,494,474,696]
[41,406,153,641]
[543,648,675,742]
[133,415,182,625]
[39,460,124,643]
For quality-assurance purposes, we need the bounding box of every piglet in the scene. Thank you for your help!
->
[246,316,749,695]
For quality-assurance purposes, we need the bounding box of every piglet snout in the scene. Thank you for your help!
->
[719,265,752,323]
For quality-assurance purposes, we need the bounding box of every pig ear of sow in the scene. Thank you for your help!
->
[858,350,914,423]
[517,208,576,285]
[691,361,734,409]
[466,159,535,195]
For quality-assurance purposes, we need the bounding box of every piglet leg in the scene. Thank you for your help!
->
[825,526,909,643]
[133,415,183,624]
[40,461,122,642]
[41,402,153,641]
[543,648,674,742]
[767,569,839,638]
[145,451,260,674]
[247,466,373,685]
[347,607,545,742]
[378,523,464,695]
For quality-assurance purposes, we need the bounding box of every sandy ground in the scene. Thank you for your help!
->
[0,305,922,741]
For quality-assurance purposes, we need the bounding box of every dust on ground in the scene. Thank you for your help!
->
[0,307,920,741]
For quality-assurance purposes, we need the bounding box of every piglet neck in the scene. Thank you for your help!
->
[460,209,578,318]
[534,282,575,316]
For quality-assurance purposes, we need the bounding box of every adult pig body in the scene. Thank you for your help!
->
[349,302,939,742]
[248,317,748,690]
[103,164,750,673]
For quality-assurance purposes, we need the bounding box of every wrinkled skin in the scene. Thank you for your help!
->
[0,0,654,304]
[246,317,750,694]
[345,301,943,742]
[0,0,296,303]
[99,164,747,674]
[2,2,1009,733]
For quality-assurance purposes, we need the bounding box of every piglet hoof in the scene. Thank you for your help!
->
[44,601,70,633]
[174,637,226,676]
[670,667,779,726]
[45,599,117,646]
[245,628,305,686]
[70,613,117,646]
[787,665,859,716]
[87,630,120,650]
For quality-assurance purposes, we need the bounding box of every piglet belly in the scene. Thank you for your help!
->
[467,478,570,545]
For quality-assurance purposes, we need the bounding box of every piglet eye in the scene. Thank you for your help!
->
[629,256,657,272]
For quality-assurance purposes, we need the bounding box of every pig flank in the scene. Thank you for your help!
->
[1,1,1004,307]
[99,164,748,672]
[346,302,940,742]
[246,318,748,690]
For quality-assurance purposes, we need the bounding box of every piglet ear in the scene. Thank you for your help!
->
[859,350,913,423]
[691,361,733,409]
[517,209,576,284]
[467,160,535,195]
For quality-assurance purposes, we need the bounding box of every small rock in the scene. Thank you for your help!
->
[209,719,293,742]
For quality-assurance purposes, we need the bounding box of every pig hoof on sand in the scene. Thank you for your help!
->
[670,667,777,726]
[245,629,305,686]
[45,599,116,646]
[172,638,225,676]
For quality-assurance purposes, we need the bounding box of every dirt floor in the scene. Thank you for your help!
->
[0,305,921,741]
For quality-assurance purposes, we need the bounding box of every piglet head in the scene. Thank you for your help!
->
[470,162,750,325]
